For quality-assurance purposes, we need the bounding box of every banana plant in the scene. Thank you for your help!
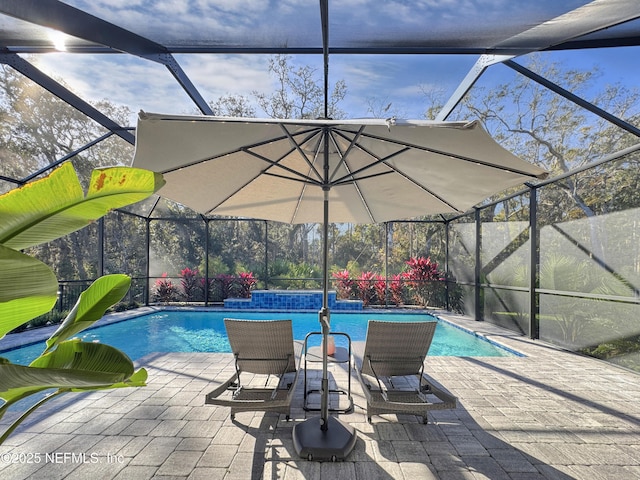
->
[0,162,164,444]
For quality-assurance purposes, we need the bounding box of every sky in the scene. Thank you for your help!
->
[29,45,640,128]
[17,0,640,126]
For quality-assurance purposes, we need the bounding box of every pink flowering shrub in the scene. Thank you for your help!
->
[332,269,358,299]
[180,267,202,301]
[209,272,257,301]
[405,256,444,306]
[236,271,257,298]
[372,273,387,306]
[330,257,445,307]
[357,271,378,306]
[200,277,214,300]
[389,273,408,305]
[333,270,387,306]
[153,273,178,303]
[153,269,258,303]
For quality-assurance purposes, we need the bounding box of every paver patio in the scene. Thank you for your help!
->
[1,312,639,479]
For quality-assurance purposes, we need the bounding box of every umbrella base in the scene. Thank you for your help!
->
[292,416,357,461]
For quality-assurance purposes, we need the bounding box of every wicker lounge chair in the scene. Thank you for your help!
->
[205,318,301,420]
[355,320,457,424]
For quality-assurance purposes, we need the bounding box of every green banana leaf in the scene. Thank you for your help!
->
[0,162,165,250]
[44,274,131,353]
[0,340,147,418]
[30,340,134,376]
[0,163,161,444]
[0,366,147,444]
[0,244,58,339]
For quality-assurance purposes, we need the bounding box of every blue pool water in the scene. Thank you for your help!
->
[1,310,516,364]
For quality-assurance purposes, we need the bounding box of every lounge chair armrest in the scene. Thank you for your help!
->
[204,372,240,404]
[276,360,300,389]
[356,356,390,401]
[365,356,387,398]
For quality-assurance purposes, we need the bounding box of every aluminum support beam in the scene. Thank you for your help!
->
[444,221,450,312]
[264,221,269,290]
[22,132,116,183]
[204,219,210,306]
[436,1,640,121]
[493,0,640,53]
[152,53,214,115]
[528,186,540,339]
[98,218,105,278]
[436,54,513,121]
[506,60,640,138]
[144,219,151,306]
[0,53,135,145]
[0,0,213,115]
[474,208,483,321]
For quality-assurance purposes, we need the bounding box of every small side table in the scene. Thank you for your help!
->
[303,331,353,413]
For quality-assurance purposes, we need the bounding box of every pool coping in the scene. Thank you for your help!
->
[0,305,543,358]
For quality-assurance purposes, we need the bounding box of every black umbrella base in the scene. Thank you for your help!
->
[292,416,357,461]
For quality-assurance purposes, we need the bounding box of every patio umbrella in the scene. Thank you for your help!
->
[131,112,548,459]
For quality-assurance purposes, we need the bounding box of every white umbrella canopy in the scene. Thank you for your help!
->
[132,112,548,223]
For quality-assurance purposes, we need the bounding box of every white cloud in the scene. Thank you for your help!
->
[32,53,196,124]
[179,54,271,99]
[30,52,278,124]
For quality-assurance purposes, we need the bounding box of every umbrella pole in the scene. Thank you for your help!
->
[320,186,330,430]
[292,133,356,461]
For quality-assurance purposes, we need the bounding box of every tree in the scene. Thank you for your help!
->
[455,56,640,260]
[458,56,640,197]
[209,94,256,117]
[365,97,401,119]
[254,54,347,120]
[0,63,137,281]
[330,224,385,273]
[0,65,133,182]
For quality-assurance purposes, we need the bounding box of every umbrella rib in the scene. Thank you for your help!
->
[290,181,308,224]
[381,163,463,212]
[242,148,321,185]
[257,131,321,221]
[357,130,544,179]
[279,125,326,223]
[280,124,324,183]
[332,170,394,187]
[331,144,411,185]
[280,125,346,223]
[158,126,304,174]
[326,128,377,222]
[262,171,322,186]
[330,132,463,212]
[203,169,266,216]
[335,164,462,212]
[335,152,463,212]
[327,126,365,183]
[159,124,321,176]
[202,148,322,216]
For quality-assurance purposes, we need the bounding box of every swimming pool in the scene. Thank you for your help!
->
[1,310,517,364]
